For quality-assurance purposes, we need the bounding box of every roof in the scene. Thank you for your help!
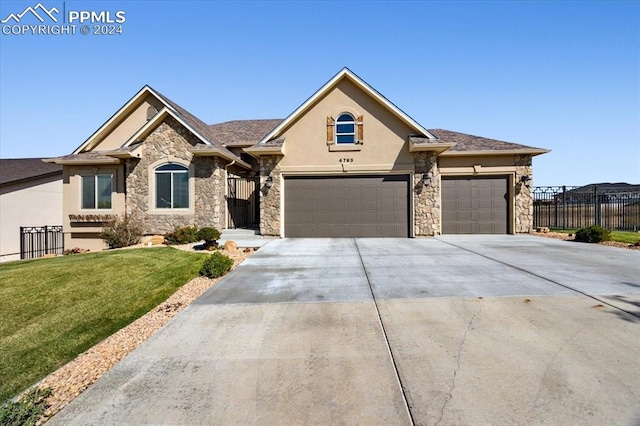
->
[566,183,640,193]
[71,86,241,164]
[0,158,62,186]
[209,119,283,146]
[44,152,121,165]
[257,67,437,145]
[428,129,548,155]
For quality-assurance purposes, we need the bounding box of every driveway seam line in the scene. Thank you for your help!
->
[353,239,415,426]
[437,239,640,321]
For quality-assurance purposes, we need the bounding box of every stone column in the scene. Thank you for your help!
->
[414,152,441,236]
[259,155,282,236]
[514,154,533,233]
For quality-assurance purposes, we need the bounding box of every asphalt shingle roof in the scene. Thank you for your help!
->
[0,158,62,186]
[428,129,540,152]
[209,119,283,146]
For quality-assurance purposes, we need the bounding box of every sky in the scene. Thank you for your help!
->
[0,0,638,187]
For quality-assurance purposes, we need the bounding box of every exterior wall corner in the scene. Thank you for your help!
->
[514,154,533,233]
[413,152,441,236]
[259,155,283,237]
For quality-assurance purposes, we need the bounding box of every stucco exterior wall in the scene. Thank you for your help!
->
[125,117,226,234]
[259,155,282,236]
[90,94,165,152]
[63,164,125,252]
[0,175,63,261]
[277,78,415,174]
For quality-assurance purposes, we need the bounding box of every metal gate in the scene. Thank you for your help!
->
[20,225,64,259]
[227,176,260,229]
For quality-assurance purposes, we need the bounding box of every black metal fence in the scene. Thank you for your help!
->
[533,186,640,231]
[20,226,64,260]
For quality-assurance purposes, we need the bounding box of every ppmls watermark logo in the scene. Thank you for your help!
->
[2,2,126,36]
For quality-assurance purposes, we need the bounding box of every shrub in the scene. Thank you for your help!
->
[196,227,221,249]
[100,215,143,249]
[0,387,52,426]
[199,252,234,278]
[575,225,611,243]
[164,226,199,245]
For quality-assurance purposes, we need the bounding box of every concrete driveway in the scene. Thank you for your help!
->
[50,236,640,425]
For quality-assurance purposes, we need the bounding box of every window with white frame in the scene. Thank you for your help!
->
[81,174,113,209]
[335,113,356,144]
[155,163,189,209]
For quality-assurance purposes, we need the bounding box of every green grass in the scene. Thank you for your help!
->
[610,231,640,244]
[0,247,208,403]
[550,228,640,244]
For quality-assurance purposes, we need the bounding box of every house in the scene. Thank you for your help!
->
[46,68,549,251]
[0,158,63,261]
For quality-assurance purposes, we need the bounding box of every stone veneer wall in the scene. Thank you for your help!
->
[414,152,441,236]
[514,154,533,233]
[259,155,282,236]
[126,117,226,234]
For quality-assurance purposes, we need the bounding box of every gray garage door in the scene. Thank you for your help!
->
[284,175,409,237]
[442,176,509,234]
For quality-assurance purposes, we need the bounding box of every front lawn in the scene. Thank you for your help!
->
[0,247,208,403]
[550,228,640,244]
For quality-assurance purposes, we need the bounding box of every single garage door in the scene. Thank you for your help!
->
[284,175,409,237]
[442,176,509,234]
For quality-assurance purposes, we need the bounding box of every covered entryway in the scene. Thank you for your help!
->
[441,176,509,234]
[227,176,260,229]
[284,175,409,237]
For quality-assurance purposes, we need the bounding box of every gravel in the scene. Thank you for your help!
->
[35,246,254,423]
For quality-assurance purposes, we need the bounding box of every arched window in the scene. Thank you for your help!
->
[335,113,355,144]
[155,163,189,209]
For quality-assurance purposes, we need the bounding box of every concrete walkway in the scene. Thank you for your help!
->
[50,236,640,425]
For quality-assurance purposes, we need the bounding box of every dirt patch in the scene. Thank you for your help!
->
[36,246,253,423]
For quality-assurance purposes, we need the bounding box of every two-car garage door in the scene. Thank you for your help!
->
[284,175,409,237]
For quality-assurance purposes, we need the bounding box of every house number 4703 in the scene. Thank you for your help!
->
[339,158,354,163]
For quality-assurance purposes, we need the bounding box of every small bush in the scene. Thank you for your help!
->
[164,226,199,245]
[100,215,143,249]
[575,225,611,243]
[0,387,52,426]
[199,252,234,278]
[196,227,221,249]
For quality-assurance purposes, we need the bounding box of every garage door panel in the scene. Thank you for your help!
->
[285,175,409,237]
[442,176,508,234]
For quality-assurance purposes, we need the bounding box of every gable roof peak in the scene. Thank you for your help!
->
[256,67,436,145]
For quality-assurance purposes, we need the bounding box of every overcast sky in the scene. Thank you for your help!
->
[0,0,638,187]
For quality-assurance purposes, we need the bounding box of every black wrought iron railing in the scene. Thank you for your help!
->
[533,186,640,231]
[20,225,64,260]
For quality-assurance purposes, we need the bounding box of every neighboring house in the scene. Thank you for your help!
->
[0,158,63,261]
[555,183,640,204]
[46,68,549,251]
